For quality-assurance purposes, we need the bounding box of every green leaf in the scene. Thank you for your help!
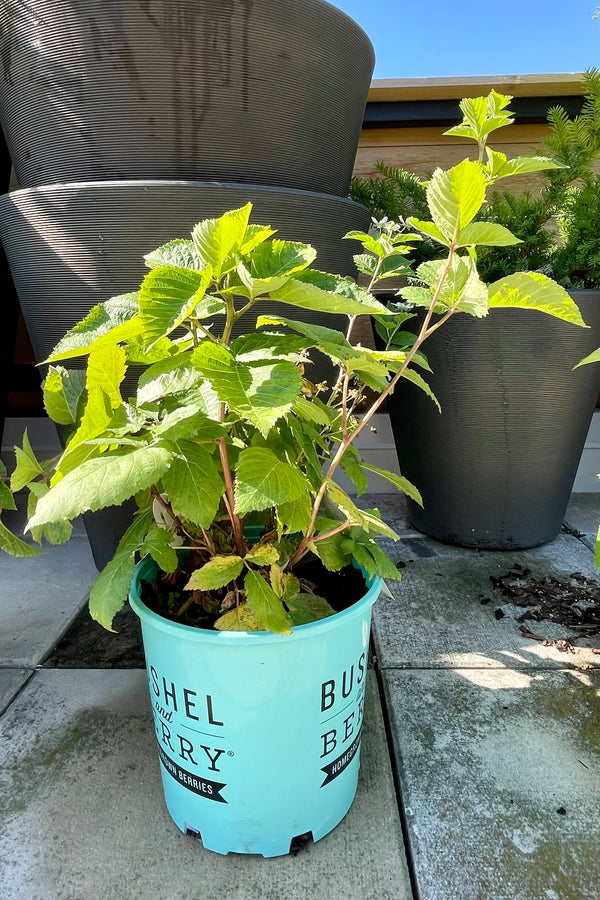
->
[193,343,302,437]
[361,462,423,506]
[235,447,307,517]
[309,529,352,571]
[28,446,173,529]
[353,253,378,276]
[144,239,205,271]
[0,480,17,511]
[487,150,566,181]
[0,518,41,557]
[343,230,387,257]
[231,262,289,300]
[43,367,87,425]
[397,286,434,307]
[137,354,204,405]
[185,555,244,590]
[426,160,487,241]
[399,368,441,412]
[11,430,44,492]
[42,519,73,546]
[292,395,331,426]
[277,490,313,533]
[340,452,369,496]
[192,204,252,277]
[89,508,154,630]
[139,264,213,347]
[408,218,450,246]
[250,239,316,278]
[244,569,292,634]
[154,407,226,442]
[142,524,179,573]
[214,604,262,632]
[286,592,335,626]
[161,440,224,529]
[456,222,521,247]
[240,223,277,255]
[245,543,280,566]
[269,270,393,316]
[231,332,309,364]
[68,344,127,451]
[47,294,141,362]
[574,347,600,369]
[488,272,587,326]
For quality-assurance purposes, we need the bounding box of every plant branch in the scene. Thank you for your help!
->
[217,437,245,556]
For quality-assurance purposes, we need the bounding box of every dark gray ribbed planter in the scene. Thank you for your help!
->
[0,180,370,369]
[0,0,373,196]
[388,291,600,549]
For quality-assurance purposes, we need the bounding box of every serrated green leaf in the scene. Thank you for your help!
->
[353,253,378,276]
[161,440,224,529]
[193,343,302,437]
[0,518,41,557]
[286,592,335,625]
[426,160,487,241]
[488,151,565,181]
[0,480,17,511]
[408,218,450,246]
[244,568,292,634]
[250,239,316,278]
[142,524,179,573]
[186,555,244,590]
[361,462,423,506]
[269,270,393,316]
[137,354,204,406]
[214,604,262,631]
[309,530,352,571]
[231,332,309,364]
[28,446,172,529]
[42,519,73,545]
[231,262,289,300]
[235,447,307,517]
[575,347,600,369]
[144,239,205,271]
[47,294,141,362]
[292,395,332,426]
[125,333,175,364]
[139,264,213,347]
[43,367,87,425]
[11,430,44,492]
[192,204,252,277]
[343,230,386,257]
[68,344,127,451]
[340,451,369,496]
[456,222,521,247]
[399,368,441,411]
[240,223,277,255]
[154,407,226,442]
[397,286,433,307]
[245,543,280,566]
[277,489,313,533]
[488,272,587,326]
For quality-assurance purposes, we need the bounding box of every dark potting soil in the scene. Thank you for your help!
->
[484,563,600,654]
[44,603,146,669]
[141,556,367,630]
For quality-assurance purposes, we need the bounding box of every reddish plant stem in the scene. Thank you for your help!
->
[287,242,458,569]
[218,437,245,557]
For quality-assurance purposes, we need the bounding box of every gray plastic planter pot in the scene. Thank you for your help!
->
[0,0,373,196]
[387,291,600,549]
[0,180,370,372]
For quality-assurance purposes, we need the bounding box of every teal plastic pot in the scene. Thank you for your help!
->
[129,557,382,857]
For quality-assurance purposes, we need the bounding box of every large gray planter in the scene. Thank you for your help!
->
[0,180,370,370]
[0,0,373,196]
[388,291,600,549]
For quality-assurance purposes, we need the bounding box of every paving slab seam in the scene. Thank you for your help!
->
[0,667,35,717]
[371,650,419,900]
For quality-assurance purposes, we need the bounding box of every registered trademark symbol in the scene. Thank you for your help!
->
[227,751,234,757]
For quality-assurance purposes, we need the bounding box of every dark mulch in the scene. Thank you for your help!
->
[484,563,600,654]
[44,603,146,668]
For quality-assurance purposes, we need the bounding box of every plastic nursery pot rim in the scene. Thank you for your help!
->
[3,179,371,212]
[129,555,383,645]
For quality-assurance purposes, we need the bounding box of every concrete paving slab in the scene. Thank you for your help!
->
[383,667,600,900]
[0,539,98,667]
[0,668,31,715]
[0,669,412,900]
[565,493,599,553]
[373,535,600,671]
